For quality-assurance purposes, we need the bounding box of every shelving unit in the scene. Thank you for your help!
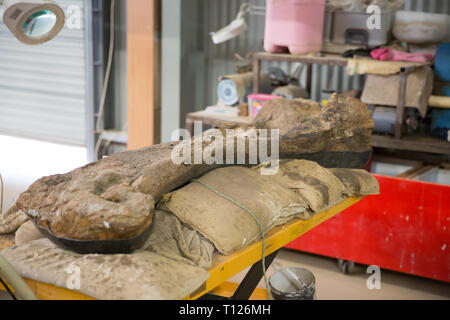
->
[372,134,450,156]
[253,52,449,154]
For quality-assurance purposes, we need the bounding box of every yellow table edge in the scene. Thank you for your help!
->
[1,197,363,300]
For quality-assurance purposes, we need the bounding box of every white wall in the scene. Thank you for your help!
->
[161,0,182,142]
[0,135,87,212]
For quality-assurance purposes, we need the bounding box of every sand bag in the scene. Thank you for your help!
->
[329,168,380,196]
[7,209,215,269]
[15,220,45,245]
[1,238,209,300]
[142,210,215,269]
[265,160,346,213]
[0,205,28,235]
[159,167,308,255]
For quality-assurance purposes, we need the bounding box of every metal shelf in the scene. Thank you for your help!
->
[372,134,450,155]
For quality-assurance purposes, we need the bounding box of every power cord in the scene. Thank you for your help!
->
[0,174,16,301]
[101,123,128,158]
[94,0,116,159]
[0,173,3,214]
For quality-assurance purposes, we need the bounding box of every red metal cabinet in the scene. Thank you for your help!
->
[286,175,450,282]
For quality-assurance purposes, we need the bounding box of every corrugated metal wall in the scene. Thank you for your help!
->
[404,0,449,12]
[0,0,93,146]
[200,0,450,105]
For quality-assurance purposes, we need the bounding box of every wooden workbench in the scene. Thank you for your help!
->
[0,197,363,300]
[188,52,447,156]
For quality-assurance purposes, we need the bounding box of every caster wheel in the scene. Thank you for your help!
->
[338,259,355,274]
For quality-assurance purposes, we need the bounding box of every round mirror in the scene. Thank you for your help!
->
[22,10,57,38]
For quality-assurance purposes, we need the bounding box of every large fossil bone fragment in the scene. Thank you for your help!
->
[16,95,373,241]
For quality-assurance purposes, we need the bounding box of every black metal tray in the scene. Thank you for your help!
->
[34,221,153,255]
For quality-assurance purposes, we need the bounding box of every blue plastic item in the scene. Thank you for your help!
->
[435,43,450,83]
[431,109,450,130]
[431,109,450,140]
[443,85,450,97]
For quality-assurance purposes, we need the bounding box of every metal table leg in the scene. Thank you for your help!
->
[395,68,414,140]
[253,56,261,94]
[305,64,312,96]
[200,250,279,300]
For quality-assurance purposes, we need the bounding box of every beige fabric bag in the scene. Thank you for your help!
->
[329,168,380,196]
[142,210,215,269]
[15,221,44,245]
[0,205,28,235]
[264,160,346,213]
[1,238,209,300]
[1,210,214,300]
[159,166,308,255]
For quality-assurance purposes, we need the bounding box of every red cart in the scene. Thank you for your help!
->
[286,174,450,283]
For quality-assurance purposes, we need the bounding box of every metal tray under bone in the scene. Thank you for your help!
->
[33,221,153,255]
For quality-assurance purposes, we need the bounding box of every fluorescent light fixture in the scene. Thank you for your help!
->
[0,0,65,45]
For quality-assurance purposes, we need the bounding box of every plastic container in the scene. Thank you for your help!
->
[435,43,450,97]
[431,109,450,141]
[264,0,326,54]
[393,11,449,44]
[247,94,279,118]
[328,10,394,46]
[434,42,450,97]
[435,43,450,83]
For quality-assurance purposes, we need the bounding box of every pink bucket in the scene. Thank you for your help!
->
[264,0,326,55]
[248,94,280,118]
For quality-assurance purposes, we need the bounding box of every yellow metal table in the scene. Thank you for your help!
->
[0,197,363,300]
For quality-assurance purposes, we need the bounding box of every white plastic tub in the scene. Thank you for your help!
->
[393,11,449,44]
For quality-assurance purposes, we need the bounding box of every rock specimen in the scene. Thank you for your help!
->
[16,95,373,241]
[252,94,374,167]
